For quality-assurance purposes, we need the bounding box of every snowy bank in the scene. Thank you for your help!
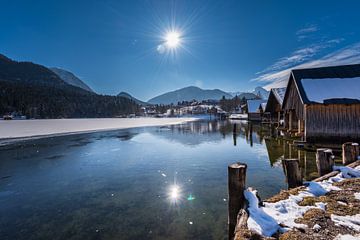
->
[0,118,197,141]
[235,161,360,239]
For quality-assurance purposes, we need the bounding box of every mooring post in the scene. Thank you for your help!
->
[233,133,237,146]
[249,123,253,147]
[228,163,247,240]
[233,124,237,146]
[342,142,359,165]
[316,148,334,176]
[282,159,302,188]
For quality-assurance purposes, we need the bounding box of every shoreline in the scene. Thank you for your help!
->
[234,160,360,240]
[0,117,198,145]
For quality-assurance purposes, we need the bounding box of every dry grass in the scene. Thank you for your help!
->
[236,179,360,239]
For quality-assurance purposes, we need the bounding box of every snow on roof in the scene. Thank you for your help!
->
[301,77,360,104]
[247,99,266,113]
[271,87,286,105]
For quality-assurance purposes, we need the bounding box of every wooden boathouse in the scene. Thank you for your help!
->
[246,99,267,121]
[264,87,286,125]
[282,64,360,142]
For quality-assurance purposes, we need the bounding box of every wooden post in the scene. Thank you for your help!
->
[289,110,293,131]
[249,123,253,147]
[316,148,334,176]
[342,142,359,165]
[277,111,281,126]
[233,123,237,134]
[228,163,247,240]
[233,132,237,146]
[298,120,304,134]
[282,159,302,189]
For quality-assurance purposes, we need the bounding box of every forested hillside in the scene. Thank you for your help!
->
[0,54,139,118]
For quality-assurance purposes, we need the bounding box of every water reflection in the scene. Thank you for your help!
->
[0,120,339,240]
[169,185,181,202]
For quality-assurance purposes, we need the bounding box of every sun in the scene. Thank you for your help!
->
[165,31,181,48]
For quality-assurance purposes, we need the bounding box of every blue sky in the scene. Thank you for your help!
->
[1,0,360,100]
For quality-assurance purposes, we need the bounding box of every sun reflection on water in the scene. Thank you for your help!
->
[169,185,180,202]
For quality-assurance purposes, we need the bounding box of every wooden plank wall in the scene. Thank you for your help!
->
[283,77,304,120]
[305,104,360,140]
[248,113,262,121]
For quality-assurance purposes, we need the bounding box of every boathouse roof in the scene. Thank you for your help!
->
[264,87,286,113]
[247,99,266,113]
[283,64,360,105]
[271,87,286,105]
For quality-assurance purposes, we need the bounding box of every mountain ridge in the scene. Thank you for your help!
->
[50,67,94,92]
[148,86,233,105]
[118,92,149,105]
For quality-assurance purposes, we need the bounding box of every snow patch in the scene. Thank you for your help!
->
[331,214,360,231]
[354,192,360,200]
[244,188,280,236]
[305,181,340,196]
[333,166,360,178]
[243,164,360,237]
[301,77,360,103]
[312,224,321,230]
[334,234,360,240]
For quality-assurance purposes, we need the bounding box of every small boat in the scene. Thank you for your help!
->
[228,113,248,120]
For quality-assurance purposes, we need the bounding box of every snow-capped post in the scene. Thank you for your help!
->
[228,162,247,240]
[282,159,302,188]
[342,142,359,165]
[316,148,334,176]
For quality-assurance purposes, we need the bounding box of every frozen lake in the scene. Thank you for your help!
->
[0,120,322,239]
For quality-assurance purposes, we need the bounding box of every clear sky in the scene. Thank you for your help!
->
[1,0,360,100]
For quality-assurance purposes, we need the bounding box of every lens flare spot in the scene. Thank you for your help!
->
[187,194,195,201]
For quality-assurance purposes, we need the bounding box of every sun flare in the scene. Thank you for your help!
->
[165,31,181,48]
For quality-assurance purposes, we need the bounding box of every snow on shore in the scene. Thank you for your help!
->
[0,118,197,140]
[244,165,360,237]
[331,214,360,232]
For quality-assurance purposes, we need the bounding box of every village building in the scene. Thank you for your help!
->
[264,87,286,125]
[246,99,267,121]
[282,64,360,141]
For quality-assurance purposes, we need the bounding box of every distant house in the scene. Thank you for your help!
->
[247,99,267,121]
[264,87,286,125]
[282,64,360,141]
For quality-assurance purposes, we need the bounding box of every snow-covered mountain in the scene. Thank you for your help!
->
[228,92,259,100]
[228,87,269,100]
[253,87,269,99]
[148,86,232,105]
[50,67,94,92]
